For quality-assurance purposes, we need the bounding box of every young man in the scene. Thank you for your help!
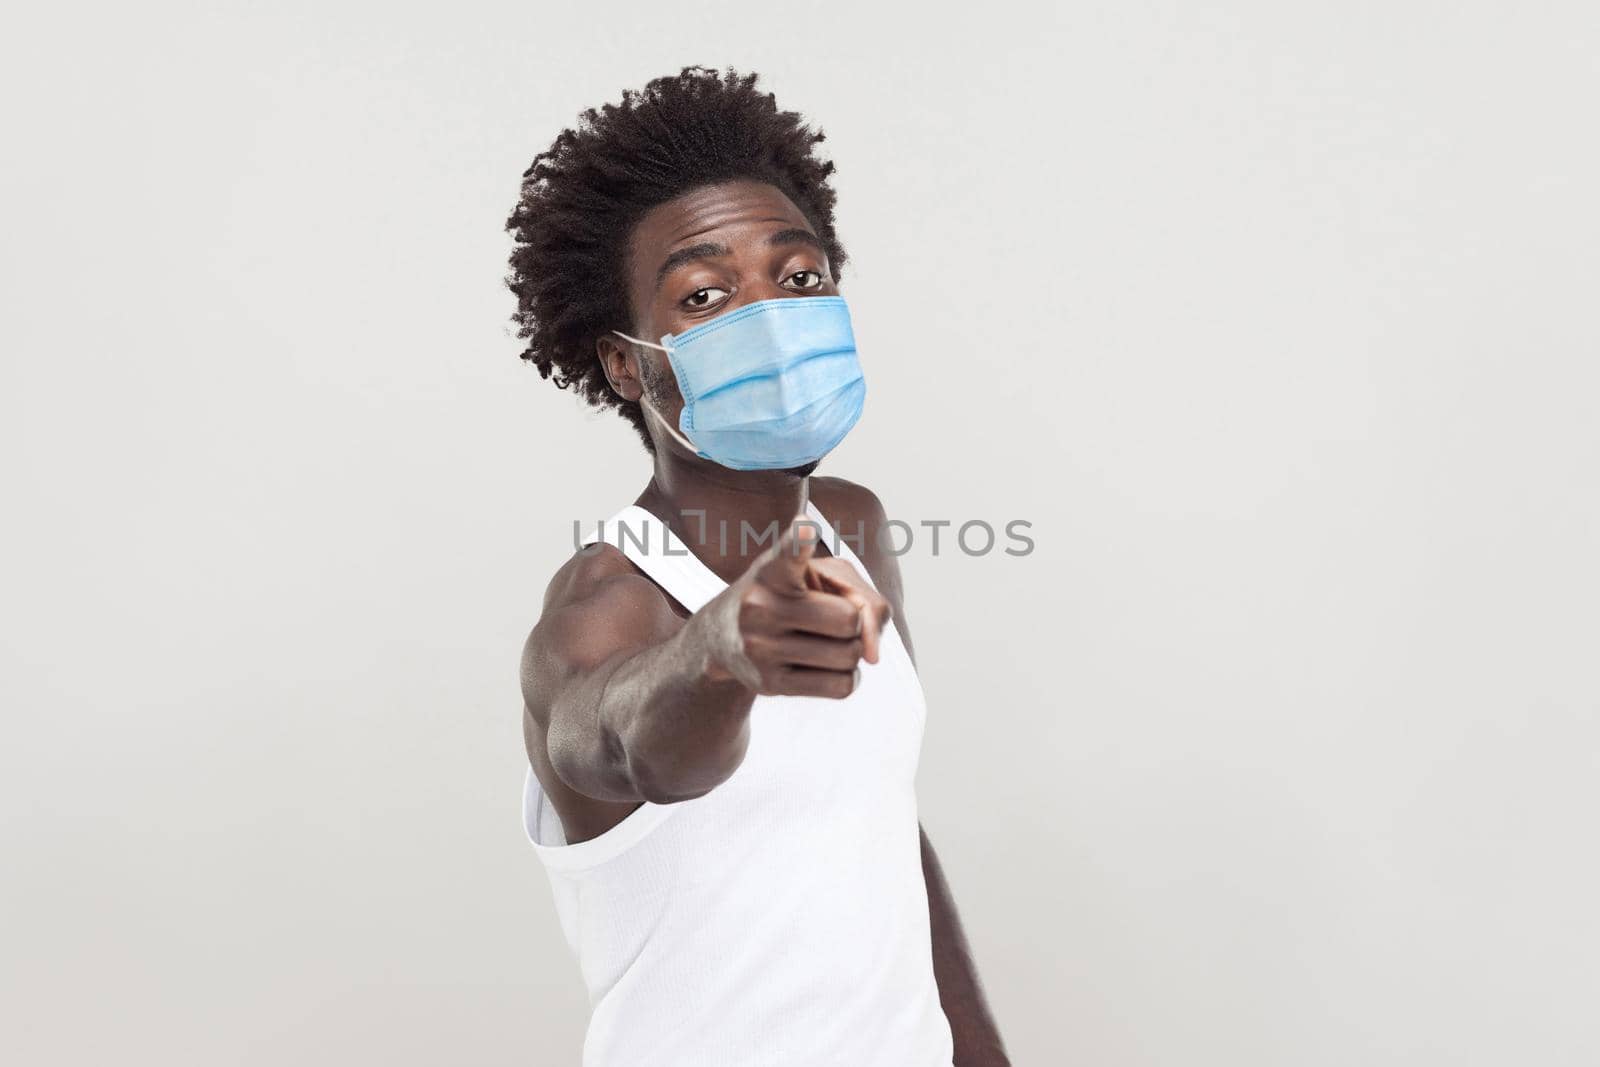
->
[507,67,1008,1066]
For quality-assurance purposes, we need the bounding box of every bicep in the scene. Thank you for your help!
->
[521,567,685,798]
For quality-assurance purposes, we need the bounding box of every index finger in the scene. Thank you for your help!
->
[754,515,820,594]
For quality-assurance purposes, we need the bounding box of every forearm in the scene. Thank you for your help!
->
[602,608,757,801]
[921,826,1009,1066]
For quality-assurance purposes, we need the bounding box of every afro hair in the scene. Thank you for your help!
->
[505,66,848,449]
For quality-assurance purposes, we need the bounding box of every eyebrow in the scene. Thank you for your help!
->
[652,228,828,291]
[654,242,730,291]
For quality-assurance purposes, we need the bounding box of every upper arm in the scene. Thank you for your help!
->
[520,546,687,800]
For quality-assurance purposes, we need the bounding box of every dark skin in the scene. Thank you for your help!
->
[520,179,1008,1065]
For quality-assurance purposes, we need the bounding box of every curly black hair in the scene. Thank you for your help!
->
[505,66,848,449]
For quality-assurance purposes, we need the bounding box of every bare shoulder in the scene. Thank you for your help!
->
[519,543,684,837]
[519,543,686,727]
[809,475,889,526]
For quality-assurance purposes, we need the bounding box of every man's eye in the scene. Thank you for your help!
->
[786,270,824,290]
[683,287,729,308]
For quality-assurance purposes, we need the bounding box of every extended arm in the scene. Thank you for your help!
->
[522,517,887,807]
[525,559,757,804]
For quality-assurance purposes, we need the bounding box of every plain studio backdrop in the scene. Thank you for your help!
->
[3,3,1597,1064]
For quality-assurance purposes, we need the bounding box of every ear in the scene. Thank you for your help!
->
[596,334,644,403]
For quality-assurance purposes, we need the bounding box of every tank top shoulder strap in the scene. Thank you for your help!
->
[804,500,880,592]
[581,505,728,614]
[805,498,922,695]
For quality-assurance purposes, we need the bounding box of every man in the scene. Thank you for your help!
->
[507,67,1008,1066]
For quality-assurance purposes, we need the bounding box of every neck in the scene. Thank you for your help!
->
[636,452,810,582]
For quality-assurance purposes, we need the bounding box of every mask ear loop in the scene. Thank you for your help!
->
[614,330,811,521]
[612,330,701,456]
[611,329,667,353]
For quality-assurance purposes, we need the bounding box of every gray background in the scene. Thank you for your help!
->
[4,3,1597,1064]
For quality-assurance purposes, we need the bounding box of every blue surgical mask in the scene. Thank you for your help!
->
[613,295,866,471]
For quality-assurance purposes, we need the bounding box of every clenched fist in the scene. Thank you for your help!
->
[704,516,892,698]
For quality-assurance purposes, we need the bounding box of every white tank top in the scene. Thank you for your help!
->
[521,501,954,1067]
